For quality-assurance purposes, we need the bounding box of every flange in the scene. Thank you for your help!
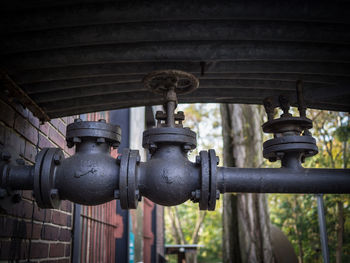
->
[118,148,140,209]
[263,135,318,160]
[66,119,121,148]
[142,127,197,150]
[34,148,64,209]
[143,70,199,95]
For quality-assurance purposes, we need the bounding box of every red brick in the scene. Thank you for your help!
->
[40,122,49,135]
[26,222,42,239]
[24,141,37,163]
[42,225,60,241]
[58,228,71,242]
[65,244,71,257]
[0,240,28,260]
[30,242,49,258]
[7,199,33,219]
[39,133,55,149]
[48,126,65,148]
[0,99,15,127]
[22,190,34,200]
[28,111,40,128]
[4,126,25,156]
[0,216,14,237]
[33,205,51,222]
[14,114,38,144]
[56,119,67,136]
[49,243,65,257]
[51,210,68,226]
[60,201,72,213]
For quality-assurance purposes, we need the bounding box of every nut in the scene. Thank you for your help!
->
[16,159,25,165]
[1,151,11,161]
[96,137,105,143]
[114,190,120,199]
[216,190,220,200]
[53,154,62,165]
[195,156,201,164]
[50,189,59,200]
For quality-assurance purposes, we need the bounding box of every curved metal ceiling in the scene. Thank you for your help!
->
[1,0,349,120]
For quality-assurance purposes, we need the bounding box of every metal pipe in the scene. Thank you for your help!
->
[317,194,330,263]
[1,165,34,190]
[217,167,350,194]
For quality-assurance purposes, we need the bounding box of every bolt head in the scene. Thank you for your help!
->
[53,154,62,165]
[195,190,201,200]
[1,151,11,161]
[136,155,141,163]
[116,155,122,163]
[50,189,59,200]
[183,144,191,151]
[216,156,220,165]
[112,142,119,149]
[216,190,220,200]
[268,157,277,162]
[16,158,25,165]
[114,190,120,199]
[72,137,82,143]
[195,156,201,164]
[96,137,105,143]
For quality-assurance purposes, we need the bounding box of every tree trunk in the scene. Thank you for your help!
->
[220,104,242,263]
[220,104,274,263]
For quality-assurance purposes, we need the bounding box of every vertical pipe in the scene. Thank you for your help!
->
[317,194,330,263]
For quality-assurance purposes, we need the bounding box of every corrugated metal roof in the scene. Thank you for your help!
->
[1,0,349,120]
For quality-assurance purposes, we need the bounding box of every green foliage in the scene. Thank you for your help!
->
[269,110,350,262]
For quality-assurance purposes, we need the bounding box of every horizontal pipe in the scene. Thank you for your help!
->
[7,165,34,190]
[217,167,350,194]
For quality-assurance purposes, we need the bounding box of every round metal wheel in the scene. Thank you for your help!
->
[143,70,199,95]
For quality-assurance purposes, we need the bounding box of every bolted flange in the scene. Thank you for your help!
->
[195,149,219,211]
[118,148,141,209]
[66,119,122,148]
[34,148,64,209]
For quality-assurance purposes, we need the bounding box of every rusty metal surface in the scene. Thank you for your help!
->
[1,0,350,118]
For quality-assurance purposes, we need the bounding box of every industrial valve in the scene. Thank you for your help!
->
[262,81,318,169]
[1,71,349,212]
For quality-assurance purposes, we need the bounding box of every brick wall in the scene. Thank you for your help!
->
[0,97,75,262]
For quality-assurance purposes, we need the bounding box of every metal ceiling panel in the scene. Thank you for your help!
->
[1,0,349,120]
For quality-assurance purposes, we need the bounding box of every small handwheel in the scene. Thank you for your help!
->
[143,70,199,95]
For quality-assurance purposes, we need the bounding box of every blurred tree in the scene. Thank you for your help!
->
[220,104,274,263]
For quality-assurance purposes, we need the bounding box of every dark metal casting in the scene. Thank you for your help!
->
[0,71,349,212]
